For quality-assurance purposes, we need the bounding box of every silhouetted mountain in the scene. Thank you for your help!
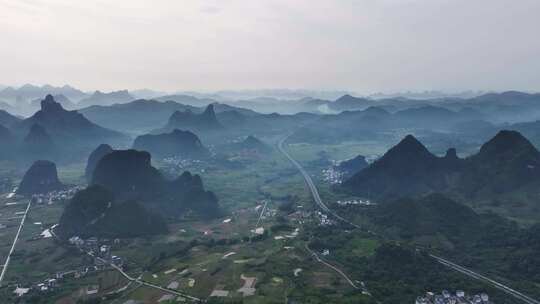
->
[159,104,223,133]
[91,149,163,199]
[0,109,21,127]
[343,135,457,198]
[343,131,540,205]
[460,130,540,196]
[133,129,209,159]
[15,95,128,152]
[85,144,114,182]
[31,94,75,110]
[91,149,219,218]
[57,186,168,239]
[78,90,134,107]
[337,155,368,177]
[17,160,64,195]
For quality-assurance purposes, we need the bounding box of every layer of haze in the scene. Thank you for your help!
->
[1,0,539,93]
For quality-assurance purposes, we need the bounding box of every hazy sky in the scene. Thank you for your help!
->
[1,0,539,93]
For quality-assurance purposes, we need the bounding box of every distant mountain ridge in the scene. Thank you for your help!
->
[133,129,209,159]
[78,99,256,134]
[0,84,87,102]
[15,95,128,150]
[158,104,224,133]
[78,90,134,107]
[343,130,540,204]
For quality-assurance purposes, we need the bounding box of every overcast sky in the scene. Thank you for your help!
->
[1,0,539,93]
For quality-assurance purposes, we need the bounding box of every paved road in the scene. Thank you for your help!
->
[277,136,361,229]
[255,200,269,228]
[0,200,31,286]
[277,136,362,290]
[277,135,540,304]
[304,243,360,289]
[431,255,540,304]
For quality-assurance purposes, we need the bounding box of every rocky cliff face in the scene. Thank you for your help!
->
[85,144,114,182]
[90,149,219,218]
[91,149,163,199]
[161,104,223,132]
[17,160,64,195]
[57,185,168,239]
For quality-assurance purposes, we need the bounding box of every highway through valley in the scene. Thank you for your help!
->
[277,135,540,304]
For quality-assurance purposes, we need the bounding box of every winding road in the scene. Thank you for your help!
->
[277,135,540,304]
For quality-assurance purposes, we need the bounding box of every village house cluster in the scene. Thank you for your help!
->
[416,290,491,304]
[13,236,126,298]
[322,166,344,184]
[336,199,375,206]
[30,186,82,205]
[315,211,334,226]
[69,236,124,268]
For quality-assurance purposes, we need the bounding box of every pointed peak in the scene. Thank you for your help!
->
[479,130,537,156]
[401,134,423,146]
[44,94,54,103]
[40,94,64,112]
[388,135,432,157]
[203,103,216,115]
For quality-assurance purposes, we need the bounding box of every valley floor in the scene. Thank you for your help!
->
[0,138,538,304]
